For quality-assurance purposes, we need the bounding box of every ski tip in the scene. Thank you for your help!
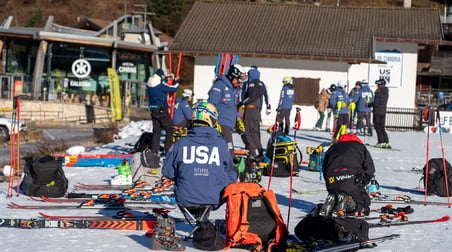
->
[440,215,450,222]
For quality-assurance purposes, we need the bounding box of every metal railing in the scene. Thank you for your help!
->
[385,107,423,131]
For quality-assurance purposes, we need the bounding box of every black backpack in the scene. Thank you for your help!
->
[294,215,369,243]
[192,221,226,251]
[20,156,68,198]
[133,132,153,152]
[423,158,452,197]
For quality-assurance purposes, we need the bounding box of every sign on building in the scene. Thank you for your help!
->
[368,51,403,87]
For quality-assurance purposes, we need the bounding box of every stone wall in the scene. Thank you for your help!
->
[0,99,115,127]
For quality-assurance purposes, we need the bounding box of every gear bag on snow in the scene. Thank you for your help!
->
[20,156,68,198]
[133,132,153,152]
[192,220,226,251]
[294,215,369,243]
[422,158,452,197]
[130,151,161,185]
[265,135,301,177]
[222,182,288,251]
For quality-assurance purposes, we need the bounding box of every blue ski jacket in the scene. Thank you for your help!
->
[162,126,237,208]
[147,74,179,108]
[208,75,239,129]
[352,85,374,113]
[173,96,192,126]
[241,68,269,107]
[277,84,295,110]
[330,88,350,114]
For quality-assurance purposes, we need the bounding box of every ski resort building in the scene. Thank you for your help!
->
[0,14,169,124]
[170,1,452,130]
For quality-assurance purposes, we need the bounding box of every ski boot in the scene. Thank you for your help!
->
[334,193,356,217]
[319,194,336,217]
[149,214,186,251]
[367,178,380,198]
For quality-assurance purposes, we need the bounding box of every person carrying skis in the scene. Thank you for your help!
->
[147,69,179,155]
[353,80,374,136]
[276,76,295,136]
[162,101,237,209]
[238,72,266,161]
[319,133,375,217]
[313,87,331,131]
[173,89,194,129]
[208,64,247,158]
[373,78,390,148]
[329,80,350,141]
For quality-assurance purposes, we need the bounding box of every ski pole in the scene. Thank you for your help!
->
[267,112,280,191]
[287,107,301,227]
[424,107,431,205]
[436,109,451,207]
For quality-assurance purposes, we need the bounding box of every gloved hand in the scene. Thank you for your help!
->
[236,118,245,134]
[237,102,244,110]
[276,107,281,112]
[266,104,271,115]
[214,121,222,134]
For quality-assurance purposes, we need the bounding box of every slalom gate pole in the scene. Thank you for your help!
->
[15,96,21,196]
[214,52,221,77]
[424,107,431,205]
[267,112,280,191]
[287,107,301,227]
[436,109,451,207]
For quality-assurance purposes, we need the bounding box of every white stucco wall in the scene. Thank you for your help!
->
[192,42,419,130]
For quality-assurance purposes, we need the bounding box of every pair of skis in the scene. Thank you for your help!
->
[284,234,400,252]
[7,96,20,197]
[371,194,451,206]
[166,51,183,120]
[7,199,176,210]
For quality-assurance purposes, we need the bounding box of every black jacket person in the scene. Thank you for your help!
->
[321,134,375,216]
[238,79,265,160]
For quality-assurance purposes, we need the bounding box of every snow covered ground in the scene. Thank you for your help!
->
[0,121,451,251]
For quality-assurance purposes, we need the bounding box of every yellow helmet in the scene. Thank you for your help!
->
[192,101,218,127]
[282,76,293,85]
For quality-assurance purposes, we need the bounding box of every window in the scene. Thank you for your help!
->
[293,77,320,106]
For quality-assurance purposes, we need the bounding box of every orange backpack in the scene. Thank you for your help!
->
[222,182,289,251]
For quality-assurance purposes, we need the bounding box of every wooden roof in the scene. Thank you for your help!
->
[170,1,445,63]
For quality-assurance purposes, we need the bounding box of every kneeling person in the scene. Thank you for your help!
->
[162,101,237,210]
[319,134,375,217]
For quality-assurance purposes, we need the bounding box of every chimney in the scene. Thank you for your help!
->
[404,0,412,8]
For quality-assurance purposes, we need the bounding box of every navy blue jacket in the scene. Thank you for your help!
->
[147,74,178,108]
[208,75,239,128]
[330,88,350,114]
[352,85,374,113]
[162,126,237,207]
[241,68,269,107]
[173,97,192,125]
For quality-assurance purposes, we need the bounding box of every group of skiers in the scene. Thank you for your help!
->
[145,65,380,249]
[315,79,391,148]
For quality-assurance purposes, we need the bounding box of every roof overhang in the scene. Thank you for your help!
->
[169,50,385,64]
[375,36,452,46]
[38,31,114,47]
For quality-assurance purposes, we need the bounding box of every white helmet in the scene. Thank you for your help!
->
[182,89,193,98]
[336,80,347,89]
